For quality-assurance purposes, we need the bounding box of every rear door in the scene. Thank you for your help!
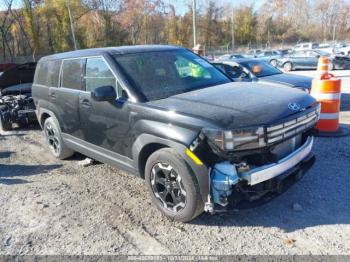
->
[55,58,85,138]
[78,56,131,156]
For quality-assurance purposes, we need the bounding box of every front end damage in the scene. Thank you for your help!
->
[189,105,320,213]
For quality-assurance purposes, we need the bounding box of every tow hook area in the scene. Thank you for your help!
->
[204,162,239,213]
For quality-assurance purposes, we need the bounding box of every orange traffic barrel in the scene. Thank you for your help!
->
[311,57,349,136]
[311,73,340,132]
[317,56,330,74]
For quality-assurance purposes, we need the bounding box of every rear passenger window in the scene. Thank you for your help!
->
[85,58,116,92]
[61,59,84,90]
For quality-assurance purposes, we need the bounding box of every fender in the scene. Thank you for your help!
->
[132,133,210,202]
[37,108,57,128]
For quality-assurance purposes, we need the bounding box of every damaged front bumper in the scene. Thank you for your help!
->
[206,136,315,212]
[241,136,313,185]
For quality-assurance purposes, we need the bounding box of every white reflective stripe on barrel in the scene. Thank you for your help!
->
[311,93,341,100]
[319,112,339,119]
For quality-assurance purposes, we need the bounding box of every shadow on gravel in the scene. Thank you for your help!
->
[0,163,62,185]
[0,133,26,139]
[0,151,14,159]
[12,123,41,132]
[191,124,350,232]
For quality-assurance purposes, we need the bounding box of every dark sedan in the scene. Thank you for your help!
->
[277,49,350,71]
[213,59,312,92]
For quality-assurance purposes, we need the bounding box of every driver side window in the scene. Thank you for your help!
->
[85,57,120,95]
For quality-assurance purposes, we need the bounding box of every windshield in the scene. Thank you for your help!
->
[113,49,230,101]
[239,60,282,77]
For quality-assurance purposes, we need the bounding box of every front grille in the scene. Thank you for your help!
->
[266,107,319,144]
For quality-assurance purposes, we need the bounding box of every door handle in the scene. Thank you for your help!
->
[49,91,56,99]
[80,99,91,107]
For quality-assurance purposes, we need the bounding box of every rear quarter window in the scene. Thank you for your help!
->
[61,59,85,90]
[34,62,48,85]
[34,60,61,87]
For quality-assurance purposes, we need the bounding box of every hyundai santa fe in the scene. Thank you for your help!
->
[32,45,320,222]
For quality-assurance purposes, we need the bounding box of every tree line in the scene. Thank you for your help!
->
[0,0,349,62]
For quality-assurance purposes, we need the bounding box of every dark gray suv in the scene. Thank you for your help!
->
[32,45,319,222]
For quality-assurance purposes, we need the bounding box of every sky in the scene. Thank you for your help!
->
[0,0,264,12]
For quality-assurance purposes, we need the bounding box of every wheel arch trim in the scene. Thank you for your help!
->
[132,134,209,202]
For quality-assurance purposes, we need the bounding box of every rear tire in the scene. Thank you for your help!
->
[283,62,293,72]
[145,148,203,222]
[0,107,12,131]
[43,117,74,159]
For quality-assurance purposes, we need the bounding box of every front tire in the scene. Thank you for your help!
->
[270,59,277,67]
[43,117,74,159]
[145,148,203,222]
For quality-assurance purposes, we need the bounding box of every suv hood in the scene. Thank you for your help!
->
[259,73,312,89]
[148,82,316,128]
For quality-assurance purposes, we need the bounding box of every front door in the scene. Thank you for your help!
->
[305,51,320,69]
[78,56,131,156]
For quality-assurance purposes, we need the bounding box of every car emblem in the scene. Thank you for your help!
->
[288,102,301,111]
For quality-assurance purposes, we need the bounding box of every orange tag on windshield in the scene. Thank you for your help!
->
[252,65,262,74]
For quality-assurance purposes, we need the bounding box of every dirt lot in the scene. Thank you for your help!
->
[1,70,350,255]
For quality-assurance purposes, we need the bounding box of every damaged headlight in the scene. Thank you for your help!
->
[202,126,266,151]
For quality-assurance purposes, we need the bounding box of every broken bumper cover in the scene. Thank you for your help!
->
[241,136,314,185]
[208,136,315,211]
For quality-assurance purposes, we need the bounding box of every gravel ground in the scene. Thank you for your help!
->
[0,70,350,255]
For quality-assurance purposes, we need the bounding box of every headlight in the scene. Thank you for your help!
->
[202,127,266,151]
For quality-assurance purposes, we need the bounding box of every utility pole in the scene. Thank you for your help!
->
[231,7,235,52]
[67,1,77,50]
[332,23,336,42]
[192,0,197,47]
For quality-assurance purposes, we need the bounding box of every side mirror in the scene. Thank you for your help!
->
[316,55,320,58]
[91,85,116,102]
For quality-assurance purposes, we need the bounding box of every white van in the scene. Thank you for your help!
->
[294,42,319,51]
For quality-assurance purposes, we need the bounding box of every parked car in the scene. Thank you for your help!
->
[0,62,37,131]
[318,43,343,55]
[255,50,283,67]
[293,42,319,50]
[216,53,246,61]
[338,44,350,56]
[213,59,312,92]
[33,45,319,222]
[0,63,17,74]
[277,49,350,71]
[279,49,291,55]
[246,49,262,57]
